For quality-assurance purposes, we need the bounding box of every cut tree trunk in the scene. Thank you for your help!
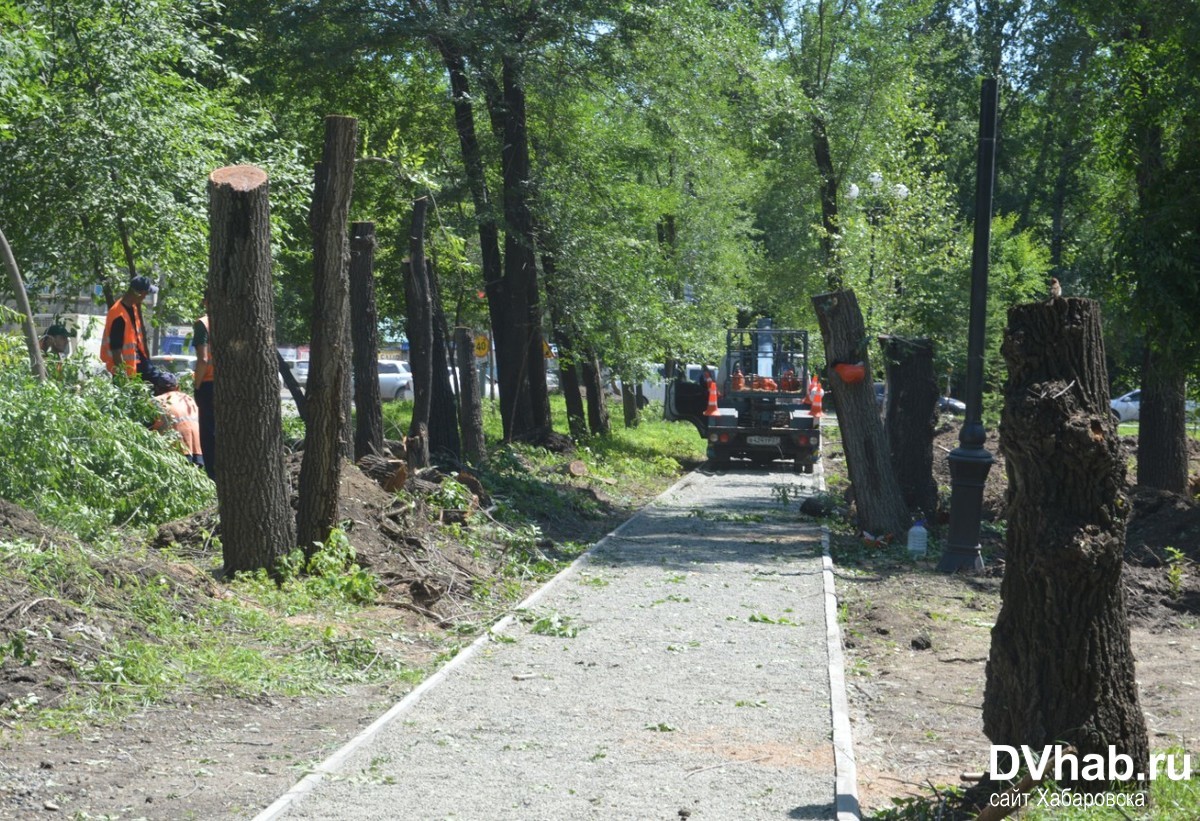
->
[405,196,433,470]
[297,115,357,553]
[454,327,486,464]
[983,297,1148,790]
[879,335,939,522]
[350,222,383,460]
[811,290,909,538]
[206,165,295,574]
[1136,343,1189,492]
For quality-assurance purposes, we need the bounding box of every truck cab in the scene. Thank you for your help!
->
[665,328,820,473]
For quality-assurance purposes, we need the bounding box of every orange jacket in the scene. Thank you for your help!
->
[194,314,214,384]
[152,390,202,457]
[100,300,149,377]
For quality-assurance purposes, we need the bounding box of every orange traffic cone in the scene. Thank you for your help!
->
[809,376,824,418]
[704,378,719,416]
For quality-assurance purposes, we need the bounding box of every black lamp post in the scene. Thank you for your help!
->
[939,78,998,574]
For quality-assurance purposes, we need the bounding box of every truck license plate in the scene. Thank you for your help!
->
[746,436,779,447]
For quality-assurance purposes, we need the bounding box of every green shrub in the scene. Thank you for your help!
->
[0,355,215,537]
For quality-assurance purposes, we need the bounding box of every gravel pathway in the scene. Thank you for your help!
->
[261,467,841,820]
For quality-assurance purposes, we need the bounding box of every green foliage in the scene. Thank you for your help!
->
[0,352,214,538]
[271,527,380,609]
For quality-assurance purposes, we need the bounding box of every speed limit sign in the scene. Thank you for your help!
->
[473,334,490,357]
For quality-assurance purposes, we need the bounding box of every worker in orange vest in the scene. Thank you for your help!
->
[101,275,159,384]
[151,373,204,468]
[192,297,216,479]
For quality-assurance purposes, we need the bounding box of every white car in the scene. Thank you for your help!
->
[447,365,499,398]
[1110,390,1141,423]
[377,360,412,401]
[1110,389,1198,423]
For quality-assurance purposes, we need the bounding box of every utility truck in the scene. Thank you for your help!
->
[664,326,820,472]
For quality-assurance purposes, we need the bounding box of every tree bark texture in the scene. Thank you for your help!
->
[983,298,1148,788]
[811,290,910,537]
[539,243,586,438]
[206,165,295,574]
[810,114,842,290]
[582,354,610,436]
[455,327,487,464]
[0,227,48,381]
[1136,344,1189,492]
[428,259,461,460]
[405,197,433,469]
[496,55,551,443]
[350,222,383,460]
[621,375,639,429]
[879,336,939,521]
[438,42,512,442]
[297,115,357,553]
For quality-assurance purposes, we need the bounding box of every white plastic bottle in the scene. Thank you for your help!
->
[907,520,928,558]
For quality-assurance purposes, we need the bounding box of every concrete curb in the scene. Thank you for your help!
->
[251,470,703,821]
[823,526,862,821]
[814,439,861,820]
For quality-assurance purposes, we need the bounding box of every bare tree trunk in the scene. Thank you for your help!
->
[455,327,486,464]
[811,289,909,537]
[1136,343,1188,492]
[428,259,461,460]
[432,39,512,442]
[539,241,585,438]
[349,222,383,460]
[621,373,639,428]
[406,197,433,469]
[984,298,1147,790]
[879,336,939,522]
[495,56,551,442]
[297,115,357,553]
[277,352,308,423]
[206,165,295,574]
[0,227,47,381]
[582,354,610,436]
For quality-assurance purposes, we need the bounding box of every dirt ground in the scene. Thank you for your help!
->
[827,423,1200,817]
[0,448,643,820]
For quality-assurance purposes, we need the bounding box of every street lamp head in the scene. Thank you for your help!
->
[869,171,884,190]
[845,182,860,201]
[892,183,909,200]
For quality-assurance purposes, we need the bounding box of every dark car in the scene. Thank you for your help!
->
[938,395,966,415]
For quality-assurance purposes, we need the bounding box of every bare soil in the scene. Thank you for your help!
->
[825,423,1200,817]
[0,449,647,820]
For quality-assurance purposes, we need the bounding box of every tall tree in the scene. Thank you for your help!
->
[1074,0,1200,493]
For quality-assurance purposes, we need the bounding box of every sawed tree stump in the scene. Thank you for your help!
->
[983,297,1148,791]
[207,165,295,573]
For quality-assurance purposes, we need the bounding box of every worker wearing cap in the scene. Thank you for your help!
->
[40,324,72,357]
[151,372,204,468]
[192,297,215,479]
[101,275,157,382]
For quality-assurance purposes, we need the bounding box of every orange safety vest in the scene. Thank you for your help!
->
[195,315,214,383]
[152,390,203,457]
[100,300,149,377]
